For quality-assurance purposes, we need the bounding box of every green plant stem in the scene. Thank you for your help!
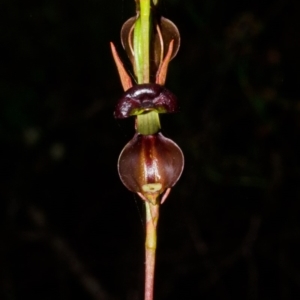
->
[137,111,161,135]
[140,0,150,83]
[134,0,150,83]
[133,18,143,83]
[144,201,159,300]
[133,1,160,299]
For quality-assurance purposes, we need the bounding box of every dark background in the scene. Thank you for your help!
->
[1,0,300,299]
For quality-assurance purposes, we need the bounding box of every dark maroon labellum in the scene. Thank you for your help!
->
[114,83,178,119]
[118,132,184,202]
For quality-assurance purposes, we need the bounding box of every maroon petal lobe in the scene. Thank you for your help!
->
[118,132,184,201]
[114,83,178,118]
[120,17,180,72]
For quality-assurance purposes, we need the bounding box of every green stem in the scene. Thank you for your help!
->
[137,111,161,135]
[133,17,143,83]
[144,201,159,300]
[140,0,150,83]
[134,1,160,136]
[133,2,160,299]
[134,0,151,83]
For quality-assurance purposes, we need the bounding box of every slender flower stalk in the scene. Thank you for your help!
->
[134,0,151,83]
[144,202,159,300]
[134,2,159,299]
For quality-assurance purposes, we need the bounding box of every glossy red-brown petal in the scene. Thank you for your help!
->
[120,17,136,66]
[118,132,184,203]
[120,16,180,81]
[114,83,178,118]
[156,40,174,86]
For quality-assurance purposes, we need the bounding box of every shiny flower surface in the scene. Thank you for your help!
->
[118,132,184,204]
[114,83,178,119]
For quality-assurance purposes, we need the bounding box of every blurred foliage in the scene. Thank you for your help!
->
[1,0,300,299]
